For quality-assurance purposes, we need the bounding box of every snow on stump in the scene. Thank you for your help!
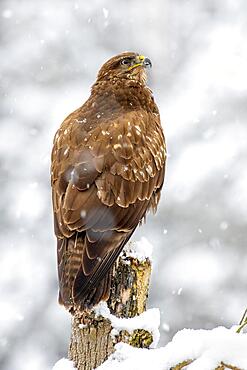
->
[54,327,247,370]
[96,327,247,370]
[68,238,156,370]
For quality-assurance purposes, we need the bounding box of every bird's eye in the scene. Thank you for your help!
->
[120,58,131,66]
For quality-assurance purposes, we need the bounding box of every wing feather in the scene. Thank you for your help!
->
[51,98,166,310]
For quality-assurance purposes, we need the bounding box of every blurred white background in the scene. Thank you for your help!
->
[1,0,247,369]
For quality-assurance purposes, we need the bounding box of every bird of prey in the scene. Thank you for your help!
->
[51,52,166,312]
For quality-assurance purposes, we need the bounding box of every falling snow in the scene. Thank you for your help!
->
[1,1,247,370]
[102,8,109,19]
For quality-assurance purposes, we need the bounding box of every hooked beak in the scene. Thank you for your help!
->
[140,55,152,68]
[128,55,152,71]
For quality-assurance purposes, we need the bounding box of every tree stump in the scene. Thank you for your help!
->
[68,241,153,370]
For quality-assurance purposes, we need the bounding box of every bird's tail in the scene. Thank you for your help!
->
[57,232,131,311]
[57,235,83,310]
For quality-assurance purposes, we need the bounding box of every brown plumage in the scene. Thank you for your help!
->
[51,52,166,312]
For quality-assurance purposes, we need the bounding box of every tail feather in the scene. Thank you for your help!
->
[57,229,135,311]
[57,235,83,308]
[79,269,112,310]
[73,241,125,309]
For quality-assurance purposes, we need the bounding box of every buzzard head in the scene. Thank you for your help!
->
[96,52,152,85]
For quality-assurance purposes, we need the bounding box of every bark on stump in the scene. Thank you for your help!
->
[68,244,152,370]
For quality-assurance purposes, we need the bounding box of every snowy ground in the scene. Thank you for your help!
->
[1,0,247,369]
[53,325,247,370]
[95,326,247,370]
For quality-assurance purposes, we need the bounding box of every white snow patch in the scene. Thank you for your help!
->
[15,182,44,220]
[162,322,170,332]
[78,323,87,329]
[52,358,75,370]
[80,210,87,218]
[122,238,153,263]
[96,327,247,370]
[2,9,13,18]
[102,8,109,19]
[220,221,229,230]
[93,302,160,348]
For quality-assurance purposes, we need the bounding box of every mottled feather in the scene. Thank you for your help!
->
[51,52,166,311]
